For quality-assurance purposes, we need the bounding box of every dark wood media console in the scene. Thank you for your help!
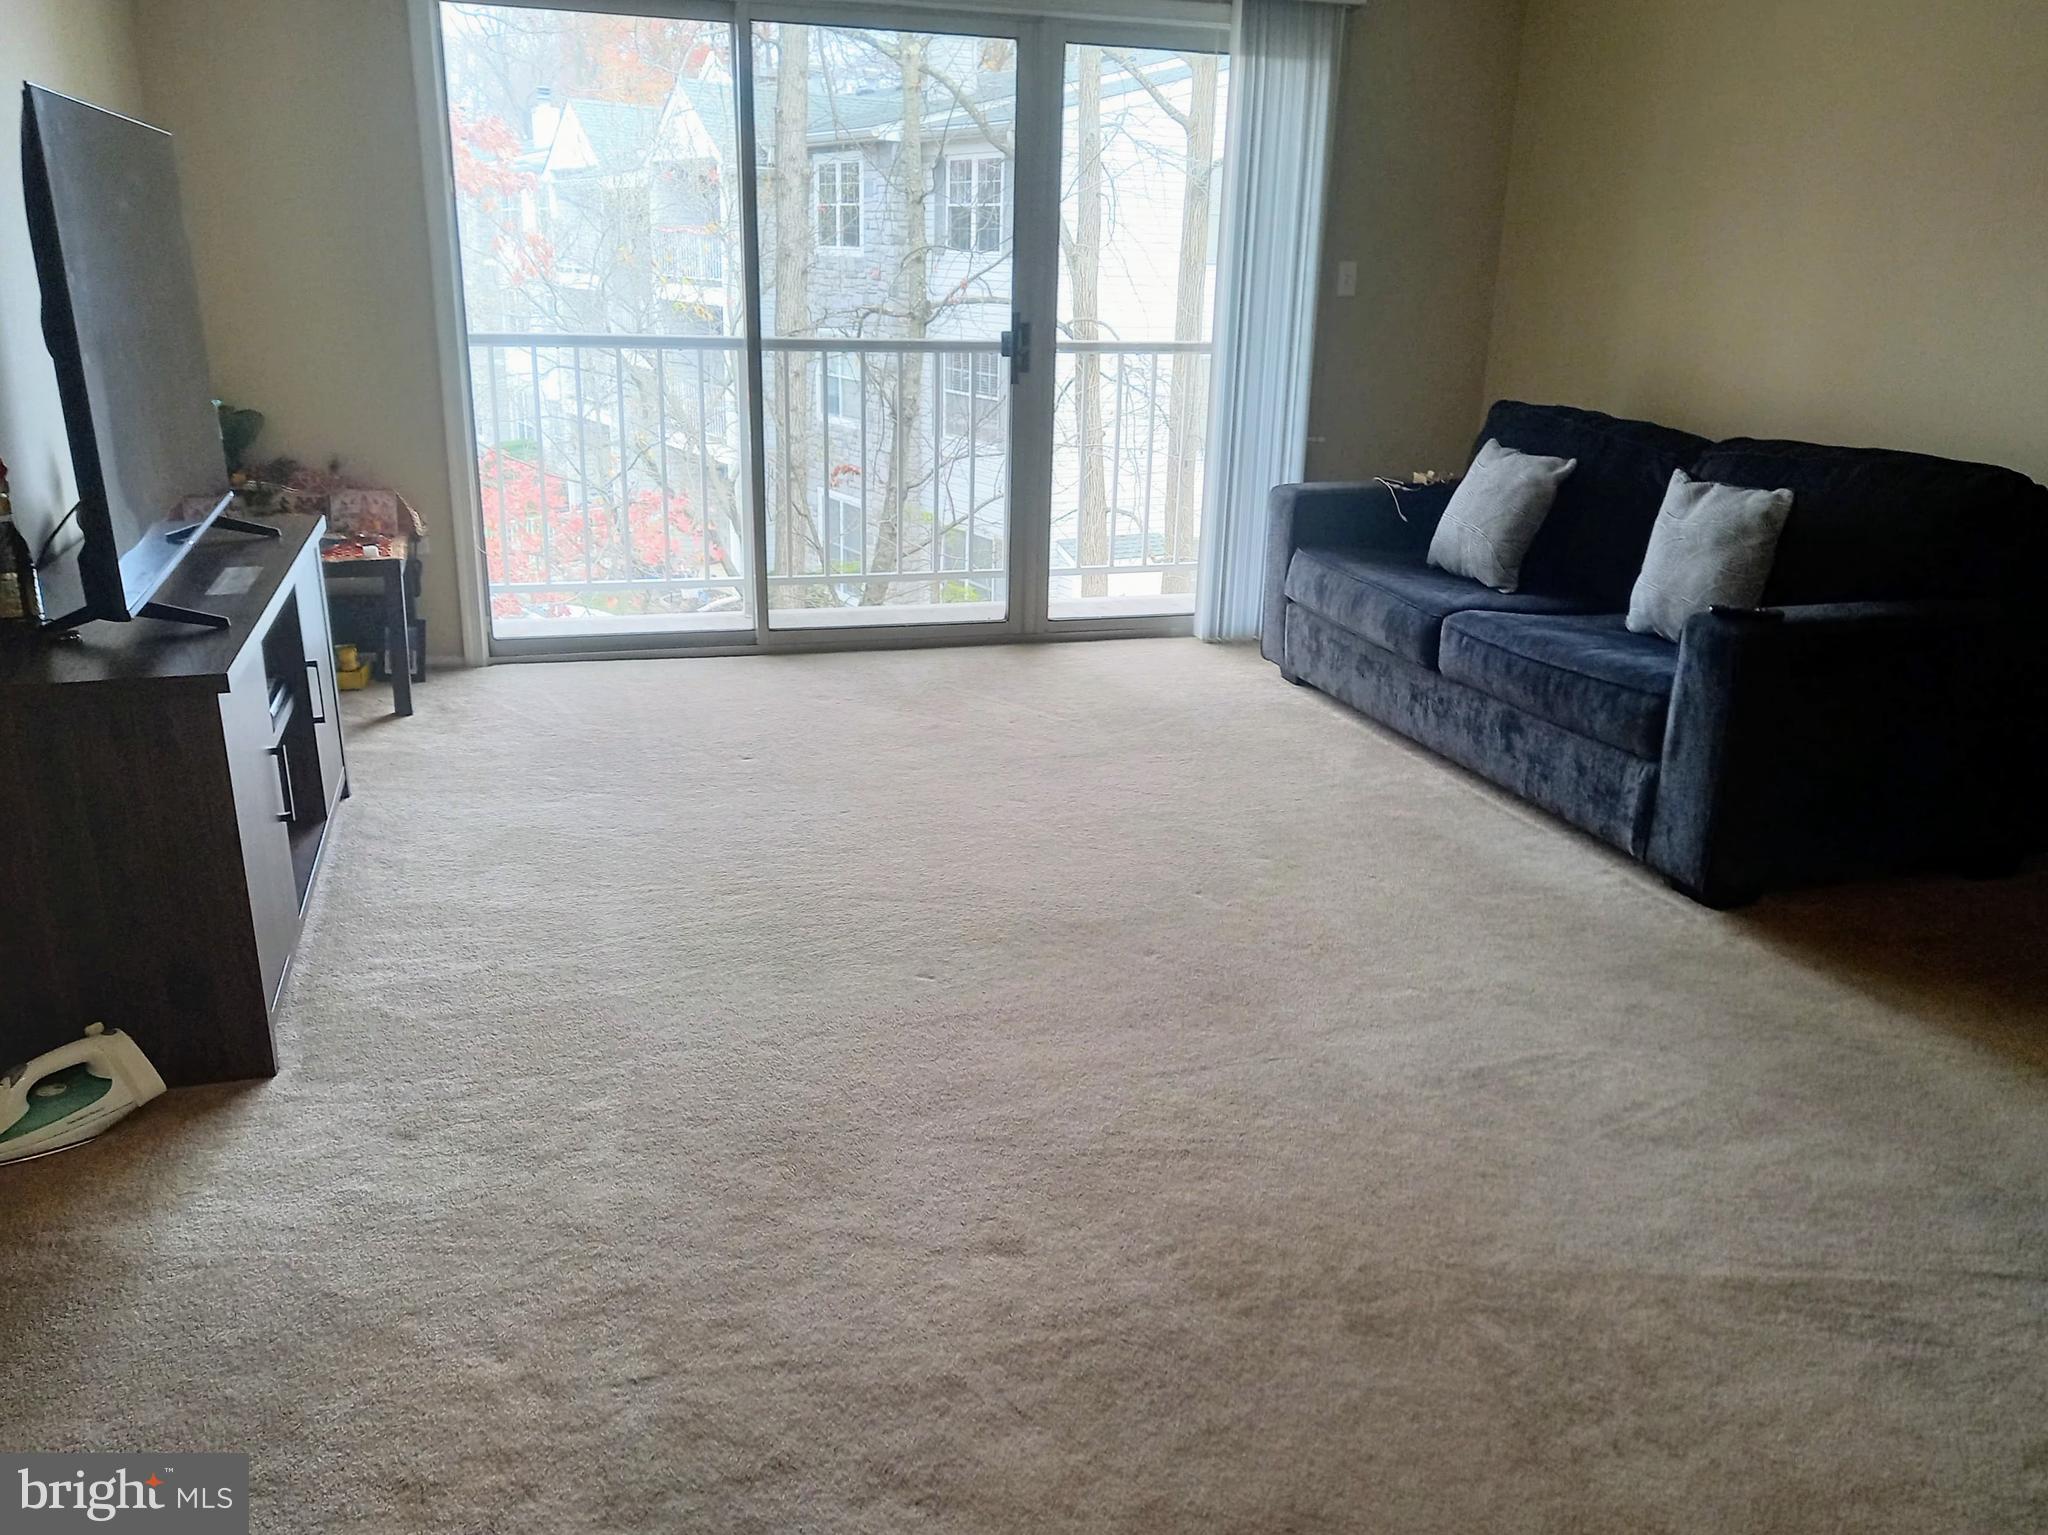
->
[0,513,346,1085]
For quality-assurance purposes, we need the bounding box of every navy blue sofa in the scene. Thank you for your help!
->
[1263,401,2048,906]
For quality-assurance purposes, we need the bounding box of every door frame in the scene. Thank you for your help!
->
[741,0,1033,655]
[1013,14,1229,638]
[409,0,1227,663]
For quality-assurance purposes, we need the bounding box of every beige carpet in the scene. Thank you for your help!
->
[5,638,2045,1532]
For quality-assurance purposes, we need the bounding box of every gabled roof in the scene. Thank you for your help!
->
[647,49,1203,166]
[553,98,664,174]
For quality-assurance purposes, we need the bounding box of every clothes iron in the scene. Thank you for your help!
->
[0,1024,165,1165]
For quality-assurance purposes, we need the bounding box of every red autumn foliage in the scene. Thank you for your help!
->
[449,106,530,205]
[477,447,731,618]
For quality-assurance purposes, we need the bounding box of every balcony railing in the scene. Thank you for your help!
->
[760,337,1009,621]
[468,332,749,630]
[466,331,1210,629]
[1051,338,1208,613]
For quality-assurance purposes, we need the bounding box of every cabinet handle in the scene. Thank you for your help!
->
[305,658,328,724]
[269,744,296,824]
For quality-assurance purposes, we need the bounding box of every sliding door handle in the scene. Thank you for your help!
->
[1000,317,1031,378]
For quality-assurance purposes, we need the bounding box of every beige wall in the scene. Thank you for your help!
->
[0,0,143,530]
[1486,0,2048,483]
[1305,0,1528,482]
[134,0,463,652]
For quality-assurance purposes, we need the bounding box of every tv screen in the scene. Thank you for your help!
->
[20,84,231,625]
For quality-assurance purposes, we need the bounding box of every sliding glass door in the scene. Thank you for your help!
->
[751,20,1018,630]
[434,2,1227,653]
[1049,43,1228,621]
[444,5,753,642]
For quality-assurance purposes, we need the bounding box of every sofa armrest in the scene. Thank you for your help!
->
[1648,599,2011,902]
[1262,480,1454,663]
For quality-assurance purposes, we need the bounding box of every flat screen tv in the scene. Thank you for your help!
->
[19,84,247,629]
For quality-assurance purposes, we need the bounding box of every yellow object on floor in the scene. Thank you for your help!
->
[332,644,371,690]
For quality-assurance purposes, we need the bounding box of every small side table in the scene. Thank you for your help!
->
[320,534,423,717]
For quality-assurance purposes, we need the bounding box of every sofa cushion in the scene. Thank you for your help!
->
[1439,612,1679,760]
[1476,401,1712,608]
[1427,438,1577,592]
[1627,469,1795,641]
[1284,547,1600,670]
[1693,437,2048,606]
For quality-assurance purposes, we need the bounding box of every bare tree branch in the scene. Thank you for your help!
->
[1103,49,1189,132]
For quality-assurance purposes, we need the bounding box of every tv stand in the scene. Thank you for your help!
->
[214,513,282,539]
[138,598,231,629]
[0,513,347,1086]
[143,517,289,627]
[165,511,283,545]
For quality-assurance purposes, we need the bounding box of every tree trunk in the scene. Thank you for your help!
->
[1073,47,1108,599]
[866,34,929,606]
[1161,53,1217,597]
[771,23,822,596]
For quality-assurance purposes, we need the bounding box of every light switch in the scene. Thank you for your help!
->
[1335,260,1357,298]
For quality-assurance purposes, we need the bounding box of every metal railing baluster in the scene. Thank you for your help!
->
[858,352,870,580]
[966,354,977,579]
[819,350,831,580]
[695,350,710,581]
[573,345,590,588]
[616,346,632,584]
[1145,353,1159,567]
[894,351,906,581]
[531,344,550,582]
[656,346,671,584]
[777,349,792,579]
[487,347,506,581]
[1110,357,1124,547]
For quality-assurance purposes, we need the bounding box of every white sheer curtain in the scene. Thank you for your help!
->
[1194,0,1344,640]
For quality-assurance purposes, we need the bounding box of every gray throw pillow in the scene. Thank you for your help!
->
[1427,438,1577,592]
[1627,469,1795,642]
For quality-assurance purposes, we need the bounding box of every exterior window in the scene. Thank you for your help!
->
[815,159,862,248]
[944,156,1004,253]
[504,379,538,446]
[823,353,860,422]
[944,352,1003,444]
[826,489,863,574]
[940,524,999,584]
[667,231,724,284]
